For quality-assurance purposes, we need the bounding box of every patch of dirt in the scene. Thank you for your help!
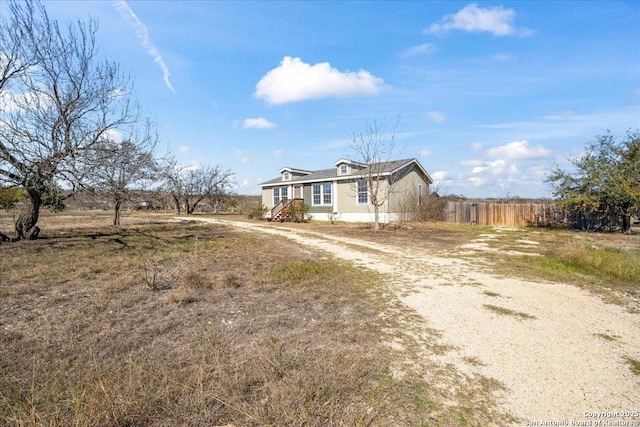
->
[186,217,640,425]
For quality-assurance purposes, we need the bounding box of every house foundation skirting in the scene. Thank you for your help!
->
[308,212,401,223]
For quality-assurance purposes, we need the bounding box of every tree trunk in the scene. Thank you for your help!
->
[14,189,42,241]
[113,200,122,226]
[622,212,631,233]
[373,204,380,232]
[172,195,181,214]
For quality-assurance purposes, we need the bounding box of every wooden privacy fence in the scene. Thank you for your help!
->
[444,201,564,227]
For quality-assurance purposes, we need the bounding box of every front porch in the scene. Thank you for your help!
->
[269,198,304,222]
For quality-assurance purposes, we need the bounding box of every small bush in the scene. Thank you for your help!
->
[288,202,311,223]
[247,204,268,220]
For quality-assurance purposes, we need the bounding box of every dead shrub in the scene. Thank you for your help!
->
[222,272,242,288]
[168,287,198,305]
[181,269,210,289]
[396,187,448,222]
[139,253,195,291]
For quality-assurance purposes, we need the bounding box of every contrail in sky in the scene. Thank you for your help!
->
[113,0,176,94]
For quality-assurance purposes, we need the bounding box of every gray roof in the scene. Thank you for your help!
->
[260,158,431,187]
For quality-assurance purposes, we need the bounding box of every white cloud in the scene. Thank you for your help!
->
[114,1,176,94]
[543,110,576,120]
[469,177,487,186]
[471,159,519,176]
[425,111,445,123]
[477,106,640,141]
[235,150,250,163]
[101,128,124,143]
[1,91,51,113]
[431,171,449,180]
[241,179,250,187]
[419,149,433,157]
[107,87,127,100]
[255,56,385,105]
[460,158,484,167]
[470,142,484,150]
[493,53,513,61]
[179,145,189,153]
[243,117,277,129]
[175,163,200,172]
[425,4,532,37]
[272,149,283,156]
[487,140,551,159]
[401,43,438,58]
[528,164,550,178]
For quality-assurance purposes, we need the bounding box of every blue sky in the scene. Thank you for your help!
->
[36,1,640,197]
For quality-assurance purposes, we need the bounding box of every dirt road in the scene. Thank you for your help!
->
[183,217,640,425]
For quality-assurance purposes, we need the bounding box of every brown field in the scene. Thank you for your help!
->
[0,212,512,426]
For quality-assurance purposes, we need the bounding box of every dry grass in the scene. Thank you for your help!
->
[0,214,511,426]
[481,228,640,307]
[627,357,640,376]
[483,304,536,320]
[594,333,620,342]
[483,290,501,298]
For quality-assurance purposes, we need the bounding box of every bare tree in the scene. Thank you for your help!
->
[349,118,401,232]
[0,0,136,241]
[0,1,38,94]
[84,122,160,225]
[163,162,234,214]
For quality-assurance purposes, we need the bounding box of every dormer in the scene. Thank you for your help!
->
[279,167,312,182]
[334,159,366,176]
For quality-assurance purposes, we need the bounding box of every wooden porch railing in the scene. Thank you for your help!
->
[270,198,303,222]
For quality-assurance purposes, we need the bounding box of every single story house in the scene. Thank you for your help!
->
[260,158,433,223]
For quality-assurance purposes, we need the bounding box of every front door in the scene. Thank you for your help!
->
[294,185,302,199]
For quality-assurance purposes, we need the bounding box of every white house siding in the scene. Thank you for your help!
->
[262,190,272,211]
[319,212,399,223]
[336,181,380,214]
[389,166,429,212]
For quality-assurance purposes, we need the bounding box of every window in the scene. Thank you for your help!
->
[283,172,290,180]
[312,183,332,206]
[418,184,424,206]
[340,164,348,175]
[273,187,288,205]
[323,183,331,204]
[357,180,368,204]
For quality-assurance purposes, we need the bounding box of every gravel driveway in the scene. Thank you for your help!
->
[184,217,640,425]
